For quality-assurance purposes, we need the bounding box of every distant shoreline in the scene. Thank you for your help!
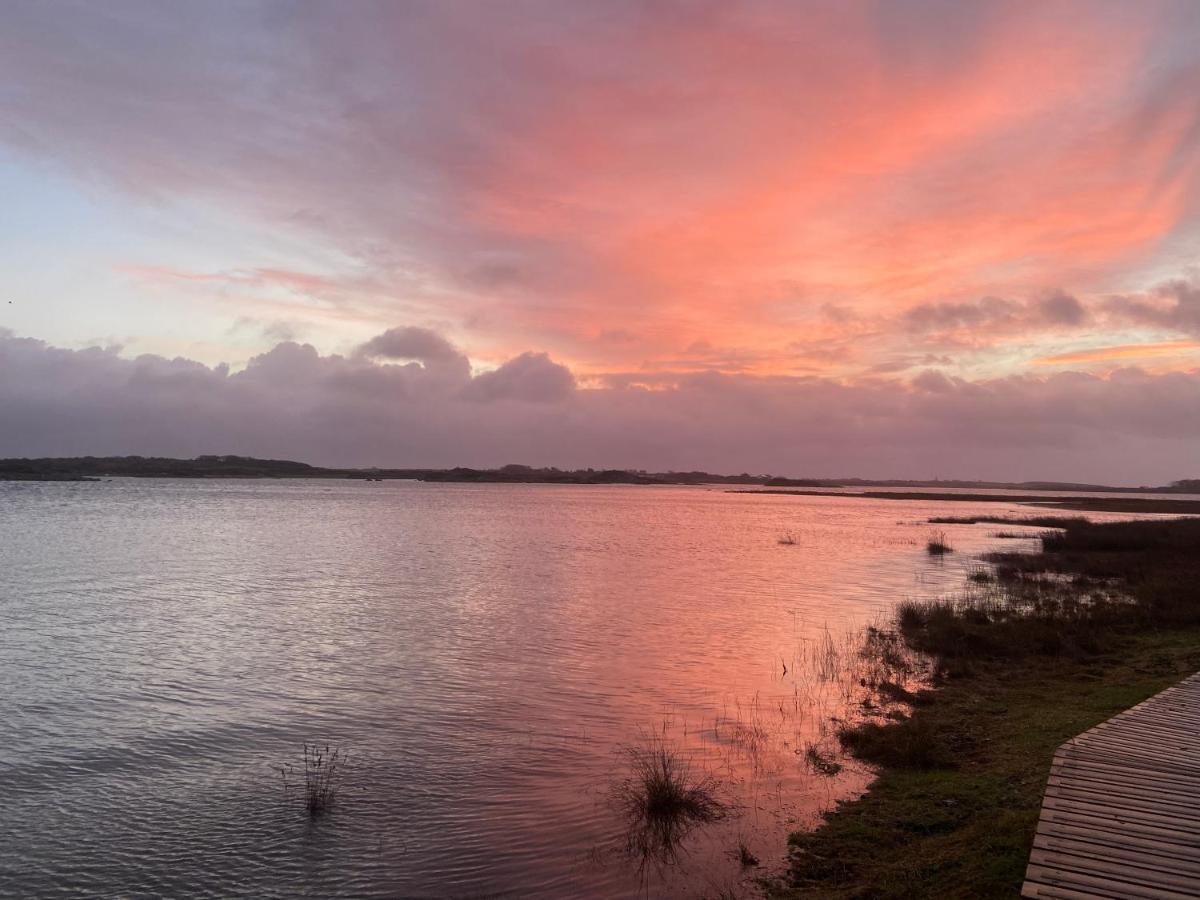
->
[2,455,1197,495]
[728,488,1200,515]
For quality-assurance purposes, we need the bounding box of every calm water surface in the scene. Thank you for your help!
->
[0,480,1158,898]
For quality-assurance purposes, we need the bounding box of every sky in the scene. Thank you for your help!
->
[1,0,1199,483]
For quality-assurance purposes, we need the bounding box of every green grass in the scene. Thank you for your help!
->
[779,630,1200,899]
[776,516,1200,899]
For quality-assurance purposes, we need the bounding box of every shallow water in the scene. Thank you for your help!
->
[0,480,1162,898]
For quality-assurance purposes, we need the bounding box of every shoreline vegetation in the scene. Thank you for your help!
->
[734,489,1200,515]
[2,455,1198,495]
[775,515,1200,899]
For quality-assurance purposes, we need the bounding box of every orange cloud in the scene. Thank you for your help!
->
[452,4,1200,375]
[10,3,1200,381]
[1032,340,1200,366]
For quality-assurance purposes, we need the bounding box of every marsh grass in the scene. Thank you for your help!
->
[925,530,953,555]
[891,519,1200,665]
[784,517,1200,897]
[967,565,993,583]
[280,743,346,816]
[928,515,1086,528]
[836,715,947,770]
[614,739,729,866]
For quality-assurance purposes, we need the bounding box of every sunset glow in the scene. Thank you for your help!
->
[2,1,1199,480]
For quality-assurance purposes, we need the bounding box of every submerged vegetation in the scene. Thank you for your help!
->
[280,743,347,817]
[803,744,842,777]
[779,515,1200,898]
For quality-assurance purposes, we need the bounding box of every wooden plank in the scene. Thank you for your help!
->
[1099,720,1200,739]
[1023,884,1155,900]
[1034,831,1200,870]
[1041,796,1200,835]
[1045,782,1200,817]
[1035,822,1200,858]
[1039,807,1200,845]
[1024,672,1200,899]
[1024,862,1200,899]
[1075,732,1200,754]
[1054,747,1200,780]
[1027,854,1200,897]
[1047,766,1200,797]
[1051,758,1200,790]
[1051,759,1200,792]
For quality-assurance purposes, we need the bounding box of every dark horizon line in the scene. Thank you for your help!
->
[1,454,1196,493]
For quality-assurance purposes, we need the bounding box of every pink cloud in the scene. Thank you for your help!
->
[3,2,1199,379]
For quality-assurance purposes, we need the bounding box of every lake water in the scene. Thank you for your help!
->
[0,479,1164,898]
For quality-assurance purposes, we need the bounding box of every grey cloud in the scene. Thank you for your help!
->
[357,326,472,382]
[1107,278,1200,335]
[2,330,1199,484]
[462,352,575,403]
[903,293,1091,335]
[903,297,1020,332]
[1037,291,1088,326]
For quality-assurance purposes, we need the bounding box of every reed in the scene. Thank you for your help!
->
[280,743,346,816]
[926,530,953,555]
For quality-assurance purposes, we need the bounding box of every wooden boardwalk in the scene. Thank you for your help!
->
[1022,672,1200,899]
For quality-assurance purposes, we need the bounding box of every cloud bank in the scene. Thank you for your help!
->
[3,1,1200,374]
[2,329,1196,485]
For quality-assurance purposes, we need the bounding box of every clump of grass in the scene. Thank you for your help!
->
[280,743,346,816]
[875,680,917,705]
[836,716,948,770]
[778,530,798,545]
[803,743,843,776]
[736,841,760,867]
[614,741,728,864]
[926,530,953,555]
[967,566,993,583]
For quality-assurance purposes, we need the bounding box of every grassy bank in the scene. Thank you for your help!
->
[777,517,1200,899]
[733,490,1200,516]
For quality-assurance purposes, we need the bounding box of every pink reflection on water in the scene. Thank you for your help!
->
[0,480,1178,898]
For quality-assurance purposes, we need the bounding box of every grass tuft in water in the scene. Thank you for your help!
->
[614,740,728,865]
[925,530,953,555]
[280,743,346,817]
